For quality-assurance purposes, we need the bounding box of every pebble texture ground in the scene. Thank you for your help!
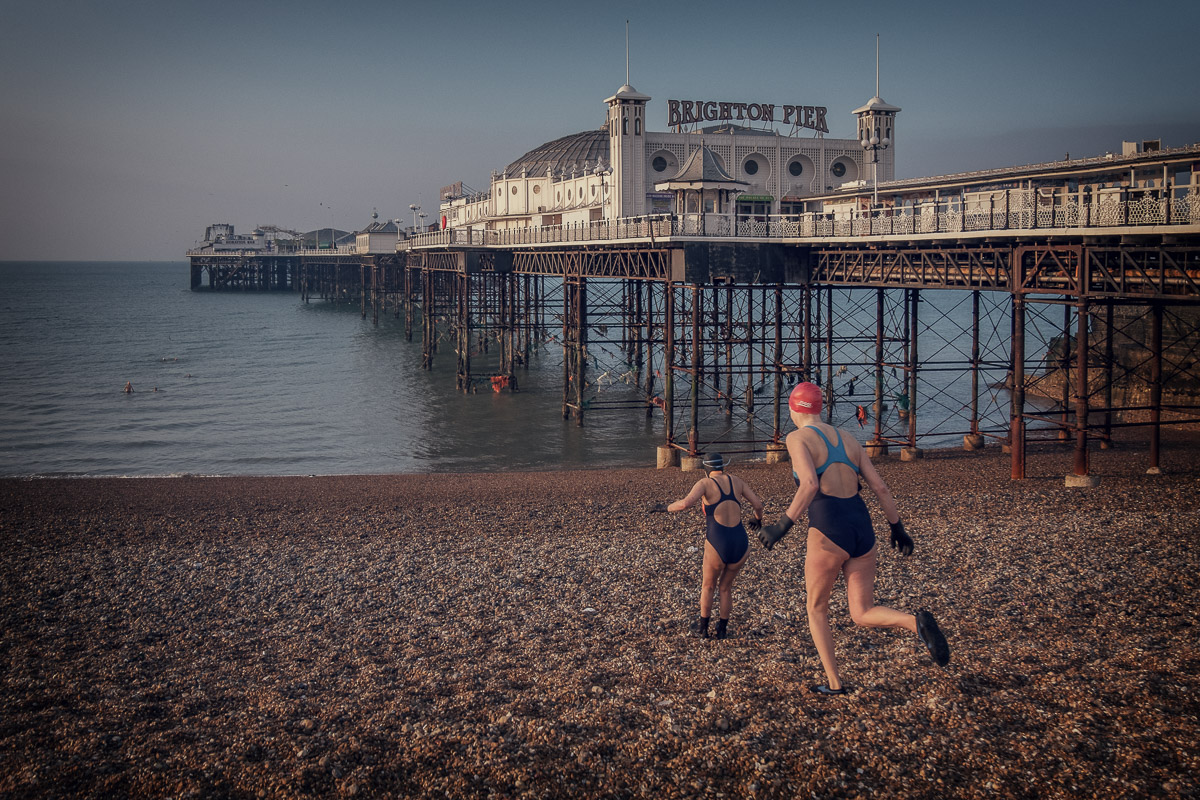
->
[2,437,1198,799]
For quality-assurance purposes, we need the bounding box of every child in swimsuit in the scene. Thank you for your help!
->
[667,453,765,639]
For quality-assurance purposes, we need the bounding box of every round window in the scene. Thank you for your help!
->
[744,160,759,176]
[511,186,518,195]
[652,156,668,172]
[831,162,846,178]
[533,185,541,194]
[789,161,804,177]
[568,190,572,200]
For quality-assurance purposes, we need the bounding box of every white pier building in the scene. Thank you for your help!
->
[438,82,896,236]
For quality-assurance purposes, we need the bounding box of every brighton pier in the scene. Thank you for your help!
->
[188,82,1200,483]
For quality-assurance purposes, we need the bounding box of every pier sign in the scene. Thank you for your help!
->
[667,100,828,133]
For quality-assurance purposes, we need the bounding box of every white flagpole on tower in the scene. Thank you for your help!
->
[626,20,630,85]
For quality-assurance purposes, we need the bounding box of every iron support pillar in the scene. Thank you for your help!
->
[1011,295,1027,480]
[456,274,471,392]
[1149,302,1163,472]
[773,285,784,442]
[1072,299,1091,478]
[873,288,885,445]
[664,282,676,448]
[908,289,919,449]
[970,290,981,436]
[690,286,701,454]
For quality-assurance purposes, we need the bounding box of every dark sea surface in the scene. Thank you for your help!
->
[0,261,1050,477]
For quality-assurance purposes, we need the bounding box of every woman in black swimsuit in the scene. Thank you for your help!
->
[758,382,949,694]
[667,453,765,639]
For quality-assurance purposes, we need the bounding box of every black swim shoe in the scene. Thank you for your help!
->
[689,617,711,639]
[915,610,950,667]
[714,618,729,640]
[811,684,848,696]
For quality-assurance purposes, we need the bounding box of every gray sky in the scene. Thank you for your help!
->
[2,0,1198,261]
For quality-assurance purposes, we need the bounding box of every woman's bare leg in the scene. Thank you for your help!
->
[700,541,724,619]
[805,527,848,690]
[843,546,917,633]
[716,551,746,620]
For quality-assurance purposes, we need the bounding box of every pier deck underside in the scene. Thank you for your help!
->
[191,239,1200,479]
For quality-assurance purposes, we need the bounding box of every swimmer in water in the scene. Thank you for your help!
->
[667,453,764,639]
[123,381,133,393]
[758,382,950,695]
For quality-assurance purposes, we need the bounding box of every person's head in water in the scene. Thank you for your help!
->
[788,382,823,423]
[702,452,726,473]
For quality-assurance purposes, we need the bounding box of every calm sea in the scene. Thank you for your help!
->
[0,262,1050,478]
[0,261,665,477]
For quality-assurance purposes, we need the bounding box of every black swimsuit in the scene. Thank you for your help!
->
[794,427,877,559]
[704,475,749,565]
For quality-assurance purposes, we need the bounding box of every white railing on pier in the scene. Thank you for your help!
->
[406,189,1200,251]
[296,246,357,256]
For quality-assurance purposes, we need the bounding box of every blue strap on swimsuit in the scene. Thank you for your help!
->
[704,475,749,565]
[794,426,876,559]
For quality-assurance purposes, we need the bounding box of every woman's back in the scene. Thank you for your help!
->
[797,422,861,499]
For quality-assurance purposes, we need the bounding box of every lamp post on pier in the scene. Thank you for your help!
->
[409,203,422,233]
[593,164,612,218]
[861,129,890,210]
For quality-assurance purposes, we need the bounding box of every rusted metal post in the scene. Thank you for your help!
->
[664,281,676,447]
[1071,299,1093,480]
[970,289,981,436]
[1149,302,1163,472]
[773,284,784,442]
[421,268,435,370]
[724,283,734,418]
[643,281,656,417]
[1011,294,1027,479]
[908,289,919,450]
[573,277,588,426]
[1102,301,1114,447]
[1060,302,1072,439]
[456,273,471,392]
[403,264,413,341]
[802,284,813,382]
[825,286,834,423]
[873,287,885,444]
[690,285,701,454]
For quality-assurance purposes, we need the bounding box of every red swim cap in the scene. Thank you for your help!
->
[788,382,823,415]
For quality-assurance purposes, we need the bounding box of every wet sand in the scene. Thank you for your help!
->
[2,437,1198,799]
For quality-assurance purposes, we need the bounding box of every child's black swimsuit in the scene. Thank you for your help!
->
[704,475,749,565]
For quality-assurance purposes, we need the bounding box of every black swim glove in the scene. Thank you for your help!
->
[747,515,763,531]
[758,513,794,551]
[889,519,914,556]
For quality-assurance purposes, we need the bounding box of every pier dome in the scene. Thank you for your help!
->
[504,128,610,178]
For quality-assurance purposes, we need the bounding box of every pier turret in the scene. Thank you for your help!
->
[606,82,650,218]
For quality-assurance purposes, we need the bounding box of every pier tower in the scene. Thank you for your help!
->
[606,82,650,218]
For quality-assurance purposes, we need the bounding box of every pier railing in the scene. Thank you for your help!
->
[407,189,1200,250]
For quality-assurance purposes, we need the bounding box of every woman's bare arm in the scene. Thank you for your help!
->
[858,454,899,524]
[785,431,819,522]
[667,479,708,513]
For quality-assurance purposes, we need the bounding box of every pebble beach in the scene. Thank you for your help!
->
[2,436,1198,799]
